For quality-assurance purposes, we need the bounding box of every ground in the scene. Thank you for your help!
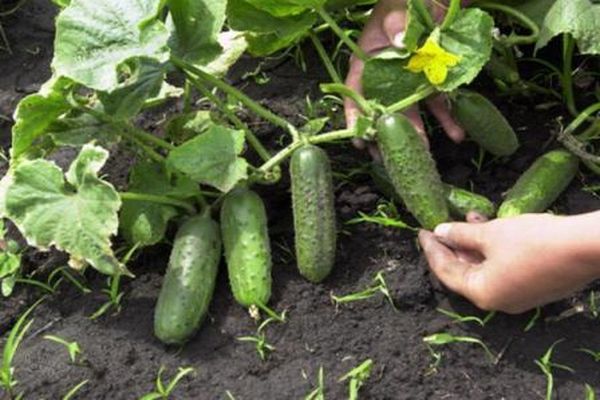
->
[1,1,600,399]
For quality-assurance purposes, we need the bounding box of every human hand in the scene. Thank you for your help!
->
[345,0,465,153]
[418,213,600,314]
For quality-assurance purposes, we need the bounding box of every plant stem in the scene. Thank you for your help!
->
[188,75,272,162]
[183,80,192,113]
[316,6,368,61]
[567,102,600,136]
[127,125,175,151]
[127,134,166,164]
[440,0,461,30]
[119,192,196,214]
[172,56,299,140]
[320,83,373,115]
[412,0,435,30]
[385,86,437,113]
[0,23,11,54]
[310,31,342,84]
[562,34,577,116]
[474,2,540,45]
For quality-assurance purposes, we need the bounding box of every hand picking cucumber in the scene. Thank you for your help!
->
[154,215,221,345]
[497,149,579,218]
[221,189,272,308]
[291,144,336,283]
[451,89,519,157]
[376,114,449,230]
[369,162,495,219]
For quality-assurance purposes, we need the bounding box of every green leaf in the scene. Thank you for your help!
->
[504,0,557,28]
[52,0,170,91]
[120,162,197,247]
[536,0,600,55]
[11,77,72,160]
[4,144,127,276]
[243,0,325,17]
[0,252,20,279]
[98,58,166,120]
[168,124,248,192]
[168,0,226,65]
[363,56,428,106]
[165,111,214,145]
[404,0,430,51]
[201,32,248,78]
[1,276,16,297]
[48,112,118,147]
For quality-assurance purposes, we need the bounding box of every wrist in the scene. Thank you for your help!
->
[558,211,600,274]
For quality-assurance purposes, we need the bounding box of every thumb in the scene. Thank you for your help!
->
[382,10,406,48]
[433,222,486,252]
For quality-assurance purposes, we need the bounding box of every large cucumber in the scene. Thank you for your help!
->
[154,215,221,345]
[369,162,495,219]
[376,114,449,230]
[451,89,519,156]
[290,145,336,283]
[497,149,579,218]
[220,189,272,308]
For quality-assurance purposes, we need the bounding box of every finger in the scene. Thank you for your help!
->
[382,10,406,48]
[433,222,486,251]
[367,143,382,163]
[344,55,365,130]
[404,107,429,148]
[466,211,488,223]
[418,230,472,296]
[426,95,465,143]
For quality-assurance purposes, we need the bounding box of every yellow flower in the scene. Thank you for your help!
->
[406,36,461,85]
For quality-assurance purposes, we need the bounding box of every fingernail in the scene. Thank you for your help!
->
[434,223,452,238]
[392,32,406,49]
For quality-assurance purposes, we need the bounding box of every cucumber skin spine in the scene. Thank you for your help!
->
[291,145,337,283]
[498,149,579,218]
[369,163,495,219]
[376,114,449,230]
[154,215,221,345]
[452,90,519,157]
[220,189,272,308]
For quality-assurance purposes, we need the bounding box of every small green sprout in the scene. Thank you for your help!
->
[577,347,600,362]
[331,271,396,310]
[423,332,496,363]
[224,390,237,400]
[339,359,373,400]
[534,340,574,400]
[62,379,89,400]
[237,317,277,361]
[585,384,596,400]
[43,335,82,364]
[524,307,542,332]
[304,366,325,400]
[346,202,417,231]
[139,366,195,400]
[436,308,495,327]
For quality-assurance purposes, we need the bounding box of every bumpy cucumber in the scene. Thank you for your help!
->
[154,215,221,345]
[497,149,579,218]
[220,189,272,308]
[376,114,449,230]
[290,145,336,283]
[369,162,495,219]
[451,89,519,156]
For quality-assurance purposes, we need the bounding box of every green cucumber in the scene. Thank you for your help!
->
[369,162,495,219]
[498,149,579,218]
[154,215,221,345]
[376,114,449,230]
[291,144,336,283]
[485,55,520,84]
[221,189,272,308]
[451,89,519,157]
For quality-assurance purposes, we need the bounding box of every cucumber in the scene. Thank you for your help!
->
[369,162,495,219]
[451,89,519,157]
[485,55,520,84]
[376,114,449,230]
[498,149,579,218]
[291,145,336,283]
[154,215,221,345]
[220,189,272,308]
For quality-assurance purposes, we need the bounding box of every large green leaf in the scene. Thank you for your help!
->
[52,0,170,91]
[47,112,118,147]
[167,124,248,192]
[504,0,557,28]
[244,0,326,17]
[168,0,226,65]
[201,32,248,77]
[11,78,72,160]
[4,144,127,276]
[536,0,600,55]
[403,0,430,52]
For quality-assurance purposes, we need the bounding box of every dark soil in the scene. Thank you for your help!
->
[2,2,600,400]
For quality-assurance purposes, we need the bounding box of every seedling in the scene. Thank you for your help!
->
[304,366,325,400]
[585,384,596,400]
[139,366,195,400]
[43,335,83,364]
[47,266,91,295]
[577,347,600,362]
[237,317,277,361]
[346,203,417,232]
[62,379,89,400]
[524,307,542,332]
[534,340,574,400]
[423,332,496,364]
[338,359,373,400]
[252,302,287,323]
[436,308,496,327]
[331,271,396,310]
[0,298,44,398]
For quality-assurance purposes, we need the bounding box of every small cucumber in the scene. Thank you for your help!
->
[291,144,336,283]
[154,215,221,345]
[376,114,449,230]
[221,189,272,308]
[451,90,519,157]
[498,149,579,218]
[485,55,520,84]
[370,162,495,219]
